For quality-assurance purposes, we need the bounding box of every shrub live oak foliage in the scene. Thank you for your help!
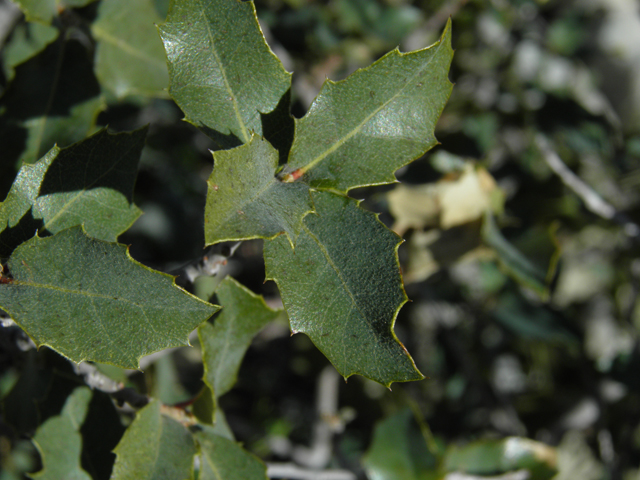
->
[0,0,453,477]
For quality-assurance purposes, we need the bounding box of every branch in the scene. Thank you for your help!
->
[535,135,640,238]
[266,463,356,480]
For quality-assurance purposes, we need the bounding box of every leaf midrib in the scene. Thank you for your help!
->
[6,279,149,307]
[39,142,138,231]
[294,36,446,177]
[303,223,368,325]
[196,0,249,143]
[92,25,166,69]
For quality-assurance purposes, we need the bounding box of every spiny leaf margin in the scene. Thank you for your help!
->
[0,227,219,369]
[281,19,454,193]
[264,190,422,387]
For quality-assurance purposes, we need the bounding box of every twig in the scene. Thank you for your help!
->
[293,366,347,468]
[266,463,356,480]
[171,242,240,284]
[0,0,22,51]
[445,471,530,480]
[536,135,640,238]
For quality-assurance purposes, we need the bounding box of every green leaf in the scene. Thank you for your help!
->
[29,386,92,480]
[158,0,291,146]
[195,430,268,480]
[1,21,58,82]
[264,190,422,387]
[111,399,197,480]
[32,127,146,240]
[362,410,439,480]
[92,0,169,100]
[481,213,557,299]
[0,127,147,258]
[0,35,103,166]
[199,276,280,399]
[280,20,453,192]
[12,0,97,24]
[0,227,219,369]
[204,136,313,245]
[444,437,558,480]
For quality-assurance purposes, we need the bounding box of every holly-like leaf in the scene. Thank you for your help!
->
[92,0,169,100]
[0,127,147,257]
[158,0,291,146]
[204,136,313,245]
[281,20,453,193]
[195,430,268,480]
[12,0,97,24]
[0,227,219,369]
[264,190,422,387]
[199,276,281,400]
[111,399,197,480]
[29,386,93,480]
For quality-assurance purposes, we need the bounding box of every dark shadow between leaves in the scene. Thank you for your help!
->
[1,37,101,121]
[261,88,295,165]
[80,390,126,480]
[0,119,27,199]
[198,124,243,151]
[0,210,44,259]
[2,348,83,436]
[37,127,148,203]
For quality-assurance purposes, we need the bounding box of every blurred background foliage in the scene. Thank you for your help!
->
[1,0,640,479]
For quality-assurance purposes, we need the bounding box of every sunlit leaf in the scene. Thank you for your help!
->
[158,0,291,146]
[111,400,197,480]
[195,430,268,480]
[280,20,453,192]
[264,190,422,387]
[0,127,147,257]
[199,276,281,399]
[204,136,313,245]
[0,227,219,369]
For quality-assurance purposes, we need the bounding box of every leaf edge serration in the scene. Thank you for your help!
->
[264,192,423,388]
[0,225,220,370]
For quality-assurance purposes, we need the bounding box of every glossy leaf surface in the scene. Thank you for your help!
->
[281,20,453,192]
[158,0,291,146]
[0,228,218,368]
[111,400,197,480]
[264,190,422,386]
[29,387,92,480]
[196,430,268,480]
[199,276,280,399]
[204,136,313,245]
[92,0,169,99]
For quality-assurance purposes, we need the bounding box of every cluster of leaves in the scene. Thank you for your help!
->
[0,0,498,478]
[2,0,640,479]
